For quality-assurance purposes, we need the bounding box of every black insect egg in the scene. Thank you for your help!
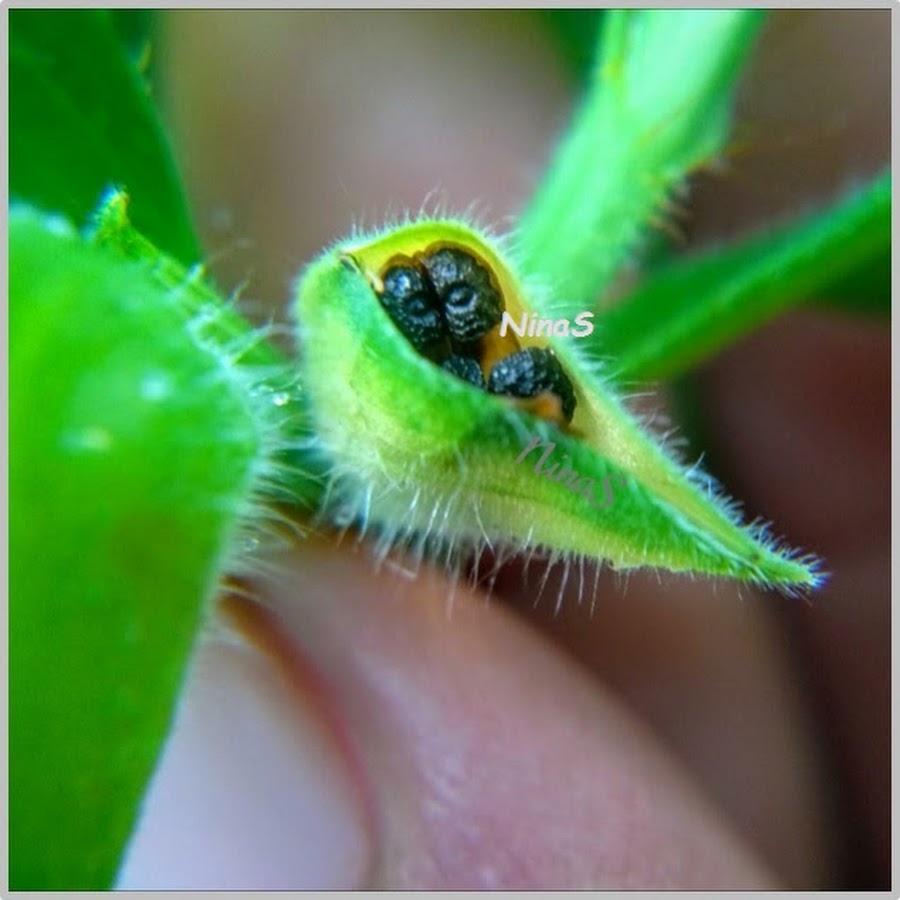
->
[377,263,446,353]
[487,347,577,423]
[441,353,486,389]
[421,247,503,344]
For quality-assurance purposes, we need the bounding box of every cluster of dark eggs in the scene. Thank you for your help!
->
[377,246,576,423]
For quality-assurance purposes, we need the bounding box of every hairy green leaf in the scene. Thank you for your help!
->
[515,9,765,309]
[9,203,271,888]
[294,219,822,592]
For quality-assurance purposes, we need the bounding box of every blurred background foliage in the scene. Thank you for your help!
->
[152,9,888,320]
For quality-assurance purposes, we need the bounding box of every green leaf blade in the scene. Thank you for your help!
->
[597,170,891,382]
[9,207,264,888]
[515,9,765,309]
[9,9,199,263]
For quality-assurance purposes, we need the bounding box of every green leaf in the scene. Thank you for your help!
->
[9,204,273,888]
[539,10,605,82]
[86,189,326,511]
[109,9,156,67]
[9,9,199,264]
[596,170,891,382]
[515,9,765,309]
[294,218,822,593]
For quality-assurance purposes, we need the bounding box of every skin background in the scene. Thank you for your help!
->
[118,10,890,890]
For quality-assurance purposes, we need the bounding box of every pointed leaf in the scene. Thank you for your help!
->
[294,218,822,591]
[515,9,765,308]
[597,170,890,382]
